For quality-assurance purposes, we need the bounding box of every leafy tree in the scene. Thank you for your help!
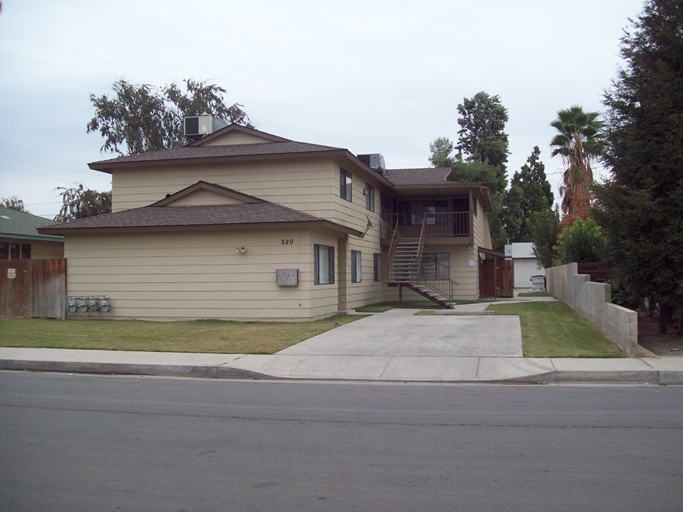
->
[428,92,510,250]
[428,137,455,167]
[501,183,523,243]
[0,196,29,213]
[553,218,606,265]
[550,106,605,221]
[456,91,509,195]
[54,185,112,222]
[87,79,251,156]
[508,147,554,242]
[450,159,507,249]
[529,207,561,268]
[594,0,683,334]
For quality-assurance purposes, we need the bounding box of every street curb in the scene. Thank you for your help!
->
[1,360,682,385]
[0,360,272,380]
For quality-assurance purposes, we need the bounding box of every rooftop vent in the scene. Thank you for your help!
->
[357,154,386,173]
[184,114,228,140]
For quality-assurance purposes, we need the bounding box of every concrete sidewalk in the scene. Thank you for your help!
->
[1,306,682,384]
[1,346,681,384]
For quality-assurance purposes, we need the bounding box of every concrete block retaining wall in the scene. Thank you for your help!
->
[546,263,638,356]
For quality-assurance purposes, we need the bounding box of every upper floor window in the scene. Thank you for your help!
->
[365,184,375,211]
[340,169,352,202]
[398,200,448,225]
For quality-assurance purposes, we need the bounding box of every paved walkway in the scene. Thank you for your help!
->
[1,301,682,384]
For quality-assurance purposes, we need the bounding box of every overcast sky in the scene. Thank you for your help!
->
[0,0,645,219]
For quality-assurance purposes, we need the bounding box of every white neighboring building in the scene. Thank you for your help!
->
[504,242,545,289]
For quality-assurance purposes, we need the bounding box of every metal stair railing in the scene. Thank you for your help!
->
[416,262,459,303]
[385,219,401,282]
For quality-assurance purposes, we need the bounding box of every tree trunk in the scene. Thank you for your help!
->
[658,303,674,335]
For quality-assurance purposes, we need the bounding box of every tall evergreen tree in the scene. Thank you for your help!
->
[508,147,554,242]
[455,91,509,195]
[428,92,510,250]
[594,0,683,334]
[529,207,561,268]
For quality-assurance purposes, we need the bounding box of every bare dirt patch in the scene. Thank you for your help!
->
[638,314,683,356]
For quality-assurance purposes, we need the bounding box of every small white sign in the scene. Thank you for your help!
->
[468,260,476,267]
[7,268,16,279]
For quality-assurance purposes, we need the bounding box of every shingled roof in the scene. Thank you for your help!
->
[89,141,347,170]
[0,207,63,242]
[38,199,360,237]
[383,168,452,186]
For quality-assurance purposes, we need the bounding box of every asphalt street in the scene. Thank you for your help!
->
[1,372,682,511]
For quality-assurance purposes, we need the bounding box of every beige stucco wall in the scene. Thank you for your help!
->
[65,228,342,321]
[64,224,390,320]
[203,132,272,146]
[472,194,492,250]
[111,159,337,215]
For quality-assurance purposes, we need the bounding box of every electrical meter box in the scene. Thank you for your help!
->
[276,269,299,287]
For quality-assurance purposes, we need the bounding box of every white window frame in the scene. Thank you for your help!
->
[365,184,375,211]
[314,244,335,285]
[340,168,352,202]
[373,253,382,282]
[351,250,362,283]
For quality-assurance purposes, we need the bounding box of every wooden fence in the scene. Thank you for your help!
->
[479,258,513,298]
[0,259,66,319]
[576,262,618,281]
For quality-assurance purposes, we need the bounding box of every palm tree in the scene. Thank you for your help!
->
[550,106,605,220]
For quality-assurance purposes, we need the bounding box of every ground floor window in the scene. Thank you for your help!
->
[314,244,335,284]
[351,250,362,283]
[420,252,449,280]
[0,242,31,259]
[373,253,382,282]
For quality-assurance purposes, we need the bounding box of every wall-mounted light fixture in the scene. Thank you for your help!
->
[235,246,246,254]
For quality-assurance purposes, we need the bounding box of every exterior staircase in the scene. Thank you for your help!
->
[387,230,455,309]
[389,238,421,281]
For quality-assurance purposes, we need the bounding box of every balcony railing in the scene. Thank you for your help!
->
[380,212,471,239]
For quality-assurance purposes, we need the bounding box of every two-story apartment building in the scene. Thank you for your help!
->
[39,123,495,320]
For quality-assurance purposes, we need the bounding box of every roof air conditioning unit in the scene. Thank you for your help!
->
[184,114,229,139]
[357,154,386,173]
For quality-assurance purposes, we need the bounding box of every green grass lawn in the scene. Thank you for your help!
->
[0,315,358,354]
[0,302,625,358]
[355,299,493,313]
[517,291,550,298]
[486,301,623,358]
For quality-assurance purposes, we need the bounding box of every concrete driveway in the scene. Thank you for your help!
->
[278,308,522,358]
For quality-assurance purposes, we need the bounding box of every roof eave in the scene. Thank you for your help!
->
[2,233,64,242]
[38,219,361,238]
[88,148,352,173]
